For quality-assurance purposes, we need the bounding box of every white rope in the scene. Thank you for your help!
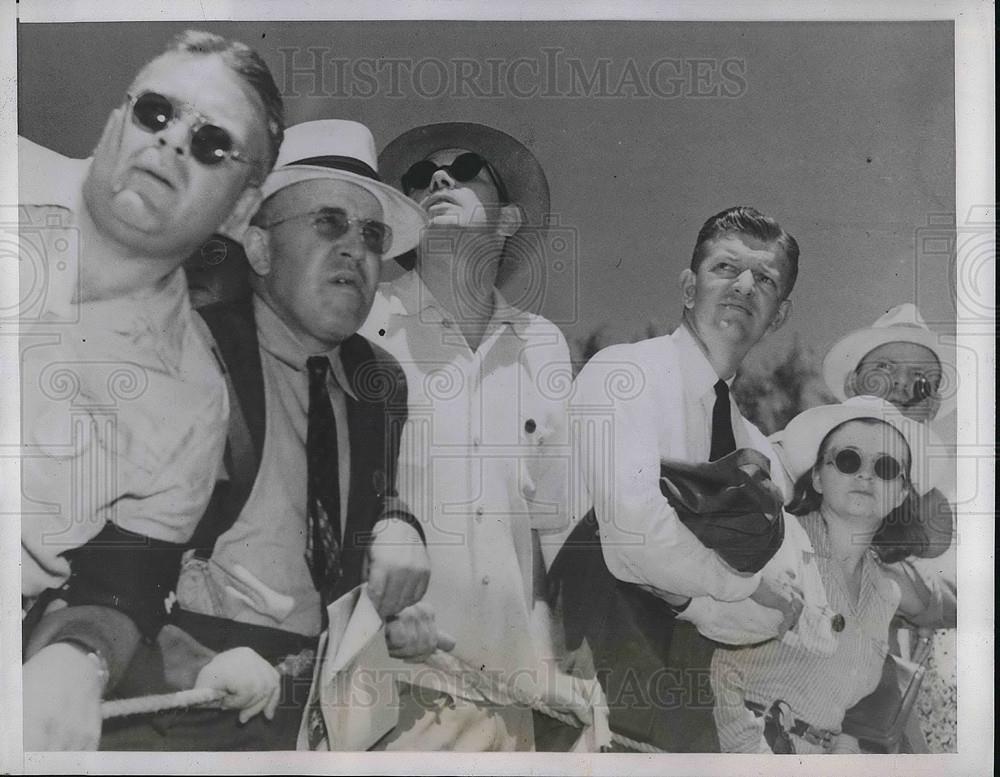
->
[101,687,224,719]
[99,649,665,753]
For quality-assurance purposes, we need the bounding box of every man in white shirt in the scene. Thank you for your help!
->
[362,123,576,750]
[20,30,286,750]
[559,206,802,751]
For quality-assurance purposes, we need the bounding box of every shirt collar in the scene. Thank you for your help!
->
[387,269,530,339]
[803,511,880,595]
[492,289,533,339]
[253,294,356,400]
[671,321,730,396]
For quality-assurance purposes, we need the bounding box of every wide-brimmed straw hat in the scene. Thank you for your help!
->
[781,396,941,495]
[258,120,427,260]
[378,122,550,229]
[823,304,956,418]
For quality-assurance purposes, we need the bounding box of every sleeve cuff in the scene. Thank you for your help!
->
[24,605,142,692]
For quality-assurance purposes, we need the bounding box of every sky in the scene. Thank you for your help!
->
[17,19,956,373]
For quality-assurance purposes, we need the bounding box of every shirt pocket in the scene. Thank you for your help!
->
[506,366,571,532]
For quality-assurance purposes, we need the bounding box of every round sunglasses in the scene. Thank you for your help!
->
[127,91,255,168]
[260,207,393,255]
[824,447,906,482]
[401,152,510,201]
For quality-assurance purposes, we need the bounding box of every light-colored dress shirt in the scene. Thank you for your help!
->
[176,295,353,637]
[570,323,787,602]
[360,270,572,704]
[19,138,229,596]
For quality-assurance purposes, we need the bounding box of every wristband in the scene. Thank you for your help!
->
[378,510,426,545]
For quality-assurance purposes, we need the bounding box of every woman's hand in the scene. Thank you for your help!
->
[194,647,281,724]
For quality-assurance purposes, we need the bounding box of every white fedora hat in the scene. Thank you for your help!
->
[259,120,427,260]
[781,396,941,496]
[822,303,956,418]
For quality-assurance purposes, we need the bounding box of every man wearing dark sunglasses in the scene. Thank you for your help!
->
[21,30,284,749]
[360,124,578,751]
[77,119,438,752]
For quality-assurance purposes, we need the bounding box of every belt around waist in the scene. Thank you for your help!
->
[745,698,838,751]
[172,608,318,665]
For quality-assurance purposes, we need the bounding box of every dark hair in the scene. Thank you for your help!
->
[161,30,285,178]
[691,206,800,298]
[785,417,927,562]
[870,494,930,564]
[786,469,824,516]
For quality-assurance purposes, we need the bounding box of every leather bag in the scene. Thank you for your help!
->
[659,447,785,574]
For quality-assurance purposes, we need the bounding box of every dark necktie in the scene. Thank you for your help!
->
[710,379,737,461]
[305,356,342,605]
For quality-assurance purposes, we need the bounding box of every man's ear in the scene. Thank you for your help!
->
[243,225,272,278]
[767,298,793,334]
[218,186,264,243]
[496,203,524,238]
[679,268,697,310]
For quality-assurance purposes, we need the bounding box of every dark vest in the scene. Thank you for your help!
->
[188,295,410,603]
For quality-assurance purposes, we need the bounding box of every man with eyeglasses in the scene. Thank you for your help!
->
[820,304,958,752]
[822,303,955,547]
[20,30,286,749]
[52,118,436,751]
[359,123,577,750]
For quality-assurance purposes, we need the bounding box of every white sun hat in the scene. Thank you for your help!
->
[259,119,427,260]
[822,303,956,418]
[781,396,942,496]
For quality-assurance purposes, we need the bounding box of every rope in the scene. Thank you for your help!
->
[101,687,224,719]
[99,649,665,753]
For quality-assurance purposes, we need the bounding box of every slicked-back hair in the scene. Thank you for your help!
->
[690,205,800,298]
[158,29,284,179]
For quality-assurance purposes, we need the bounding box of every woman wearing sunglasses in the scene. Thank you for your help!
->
[710,396,942,753]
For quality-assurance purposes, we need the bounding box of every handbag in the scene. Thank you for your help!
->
[842,651,927,752]
[659,447,785,574]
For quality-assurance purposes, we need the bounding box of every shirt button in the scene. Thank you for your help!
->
[481,575,490,585]
[831,613,846,633]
